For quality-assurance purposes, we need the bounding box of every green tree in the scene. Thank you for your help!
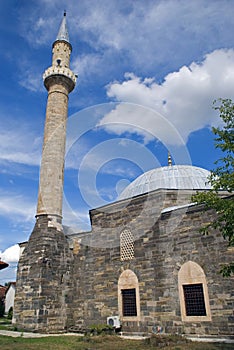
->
[192,98,234,277]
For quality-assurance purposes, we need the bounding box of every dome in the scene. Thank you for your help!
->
[118,165,211,200]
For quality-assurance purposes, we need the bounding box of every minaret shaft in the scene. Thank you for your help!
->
[37,83,68,218]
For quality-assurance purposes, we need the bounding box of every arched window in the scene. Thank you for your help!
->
[118,269,140,321]
[178,261,211,322]
[120,229,134,261]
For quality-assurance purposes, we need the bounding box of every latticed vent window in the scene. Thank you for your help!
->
[122,288,137,316]
[120,229,134,261]
[183,283,206,316]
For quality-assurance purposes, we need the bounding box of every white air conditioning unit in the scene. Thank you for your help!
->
[107,316,121,328]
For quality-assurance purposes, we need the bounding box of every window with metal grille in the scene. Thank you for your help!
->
[120,229,134,261]
[183,283,206,316]
[122,288,137,316]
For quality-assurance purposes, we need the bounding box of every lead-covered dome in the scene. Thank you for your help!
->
[118,165,211,200]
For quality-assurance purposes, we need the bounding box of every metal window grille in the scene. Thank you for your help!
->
[120,229,134,261]
[183,283,206,316]
[122,288,137,317]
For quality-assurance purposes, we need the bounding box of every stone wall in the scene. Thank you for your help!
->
[70,189,234,336]
[13,215,74,333]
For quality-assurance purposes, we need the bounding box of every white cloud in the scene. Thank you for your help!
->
[0,245,20,264]
[99,49,234,145]
[0,122,42,167]
[74,1,234,64]
[19,69,44,92]
[0,190,36,223]
[72,53,103,82]
[100,163,138,179]
[19,10,57,47]
[62,201,91,232]
[16,1,234,80]
[0,245,20,283]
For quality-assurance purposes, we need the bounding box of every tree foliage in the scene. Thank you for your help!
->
[192,98,234,277]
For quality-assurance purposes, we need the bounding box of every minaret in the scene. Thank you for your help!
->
[13,13,75,333]
[37,11,76,225]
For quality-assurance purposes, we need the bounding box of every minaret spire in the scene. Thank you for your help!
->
[55,10,70,45]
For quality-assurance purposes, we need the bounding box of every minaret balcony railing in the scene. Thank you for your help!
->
[43,66,77,85]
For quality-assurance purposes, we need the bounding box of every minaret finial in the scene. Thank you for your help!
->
[168,151,172,167]
[64,10,66,17]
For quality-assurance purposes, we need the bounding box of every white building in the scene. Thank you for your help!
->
[5,282,16,313]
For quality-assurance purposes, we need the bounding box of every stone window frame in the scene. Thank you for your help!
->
[178,261,211,322]
[120,229,134,261]
[118,269,141,322]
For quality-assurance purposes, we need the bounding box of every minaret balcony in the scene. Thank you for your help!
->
[43,66,77,92]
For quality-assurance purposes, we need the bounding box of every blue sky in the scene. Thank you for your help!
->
[1,0,234,283]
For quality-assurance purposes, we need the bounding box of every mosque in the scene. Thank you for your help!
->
[13,13,233,337]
